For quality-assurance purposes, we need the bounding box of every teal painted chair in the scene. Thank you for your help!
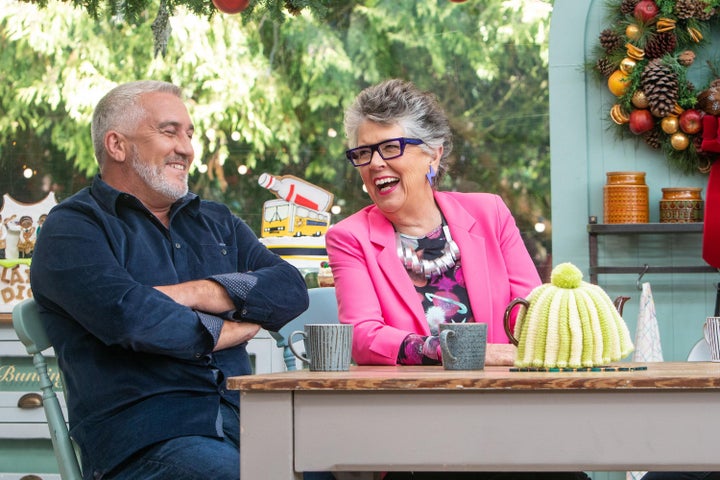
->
[270,287,339,370]
[12,298,82,480]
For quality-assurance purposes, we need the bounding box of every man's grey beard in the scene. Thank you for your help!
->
[130,146,189,201]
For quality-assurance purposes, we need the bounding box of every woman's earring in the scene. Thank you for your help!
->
[426,165,436,185]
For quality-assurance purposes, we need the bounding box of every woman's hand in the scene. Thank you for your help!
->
[485,343,517,366]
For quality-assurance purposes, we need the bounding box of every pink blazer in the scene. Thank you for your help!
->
[325,191,541,365]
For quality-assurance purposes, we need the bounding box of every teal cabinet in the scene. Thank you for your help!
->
[0,320,62,479]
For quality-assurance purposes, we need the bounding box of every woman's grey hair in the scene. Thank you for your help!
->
[91,80,183,167]
[344,79,453,187]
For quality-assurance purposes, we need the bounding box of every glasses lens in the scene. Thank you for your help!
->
[347,147,372,165]
[378,139,403,160]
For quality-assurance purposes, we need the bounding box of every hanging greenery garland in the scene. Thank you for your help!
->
[591,0,720,175]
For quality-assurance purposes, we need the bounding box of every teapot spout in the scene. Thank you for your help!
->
[613,296,631,316]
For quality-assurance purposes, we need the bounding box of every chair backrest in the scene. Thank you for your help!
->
[687,337,711,361]
[12,298,82,480]
[270,287,339,370]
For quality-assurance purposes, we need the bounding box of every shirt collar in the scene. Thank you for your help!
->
[90,174,200,218]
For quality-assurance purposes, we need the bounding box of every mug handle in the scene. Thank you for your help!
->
[439,330,457,363]
[503,297,529,346]
[288,330,311,364]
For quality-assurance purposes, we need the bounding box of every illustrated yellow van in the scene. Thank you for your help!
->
[261,199,330,238]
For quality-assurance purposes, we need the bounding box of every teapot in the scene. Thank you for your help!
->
[501,262,635,368]
[503,295,630,346]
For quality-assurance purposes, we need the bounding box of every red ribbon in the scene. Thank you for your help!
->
[703,159,720,267]
[701,115,720,153]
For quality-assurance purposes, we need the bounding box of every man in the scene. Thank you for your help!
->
[30,80,309,480]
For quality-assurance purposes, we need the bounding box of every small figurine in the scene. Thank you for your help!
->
[36,213,47,237]
[11,216,36,259]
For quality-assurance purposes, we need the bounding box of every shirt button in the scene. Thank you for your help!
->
[241,308,248,316]
[221,249,227,255]
[175,243,181,249]
[195,353,202,358]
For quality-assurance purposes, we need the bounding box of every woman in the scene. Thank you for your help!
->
[326,80,591,480]
[325,79,589,480]
[326,78,541,367]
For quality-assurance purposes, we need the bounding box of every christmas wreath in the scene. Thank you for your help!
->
[592,0,720,174]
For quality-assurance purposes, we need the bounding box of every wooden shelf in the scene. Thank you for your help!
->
[587,221,704,235]
[587,216,716,284]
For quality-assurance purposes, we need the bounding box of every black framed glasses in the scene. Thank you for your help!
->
[345,137,424,167]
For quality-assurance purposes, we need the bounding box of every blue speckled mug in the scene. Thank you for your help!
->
[439,322,487,371]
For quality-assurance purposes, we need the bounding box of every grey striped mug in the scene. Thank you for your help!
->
[289,324,353,371]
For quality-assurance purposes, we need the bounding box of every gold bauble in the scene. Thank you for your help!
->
[632,90,649,109]
[625,24,641,40]
[661,115,679,134]
[620,57,637,75]
[670,132,690,150]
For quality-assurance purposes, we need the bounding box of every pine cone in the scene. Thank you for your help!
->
[596,57,616,77]
[599,29,623,53]
[695,0,715,20]
[643,129,662,150]
[620,0,640,15]
[675,0,699,19]
[641,59,679,118]
[678,50,696,67]
[698,85,720,115]
[645,32,677,59]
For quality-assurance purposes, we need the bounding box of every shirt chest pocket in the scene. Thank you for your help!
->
[182,243,240,277]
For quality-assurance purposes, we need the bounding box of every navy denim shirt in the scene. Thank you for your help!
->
[30,175,309,478]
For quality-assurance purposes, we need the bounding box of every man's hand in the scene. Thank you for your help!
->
[214,320,261,351]
[156,280,261,351]
[155,280,234,314]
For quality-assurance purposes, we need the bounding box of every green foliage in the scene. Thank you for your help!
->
[1,0,553,250]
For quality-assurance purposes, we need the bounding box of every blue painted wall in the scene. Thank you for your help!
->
[549,3,717,478]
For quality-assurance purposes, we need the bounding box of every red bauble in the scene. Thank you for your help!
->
[629,109,654,135]
[212,0,249,14]
[679,109,702,135]
[634,0,659,22]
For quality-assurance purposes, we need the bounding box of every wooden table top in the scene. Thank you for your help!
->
[227,362,720,392]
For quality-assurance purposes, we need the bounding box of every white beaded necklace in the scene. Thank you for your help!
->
[395,224,461,279]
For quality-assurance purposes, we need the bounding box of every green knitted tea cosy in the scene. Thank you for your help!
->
[513,262,635,368]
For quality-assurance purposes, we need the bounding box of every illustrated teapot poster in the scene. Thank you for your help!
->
[0,192,57,313]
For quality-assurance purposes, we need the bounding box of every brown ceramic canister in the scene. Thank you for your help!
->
[603,171,649,224]
[659,187,703,223]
